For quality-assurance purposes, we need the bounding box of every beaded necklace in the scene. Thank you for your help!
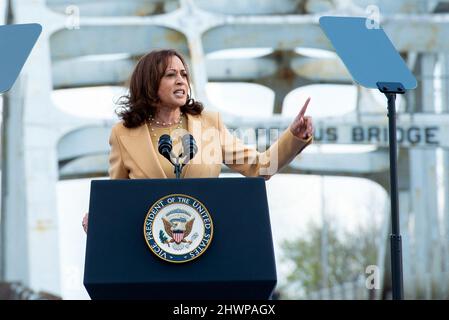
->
[148,113,184,137]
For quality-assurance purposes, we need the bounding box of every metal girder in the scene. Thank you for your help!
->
[195,0,303,15]
[56,126,114,165]
[291,56,351,82]
[45,0,449,98]
[49,14,449,63]
[2,0,61,294]
[36,0,449,74]
[385,16,449,53]
[290,149,390,174]
[220,113,449,148]
[59,154,109,179]
[207,57,277,81]
[50,26,189,60]
[349,0,441,14]
[52,55,352,88]
[202,23,329,53]
[52,57,135,88]
[45,0,449,64]
[202,16,449,53]
[46,0,178,17]
[44,0,449,17]
[305,119,446,148]
[50,23,328,60]
[47,0,304,17]
[306,0,445,14]
[58,125,112,162]
[56,113,449,177]
[52,56,278,88]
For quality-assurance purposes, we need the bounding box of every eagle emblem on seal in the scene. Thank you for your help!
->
[162,216,195,246]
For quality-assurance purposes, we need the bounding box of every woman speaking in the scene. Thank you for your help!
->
[82,49,313,232]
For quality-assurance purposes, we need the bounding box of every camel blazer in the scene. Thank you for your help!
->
[108,111,312,179]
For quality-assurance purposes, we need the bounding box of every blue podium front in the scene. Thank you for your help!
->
[84,177,277,300]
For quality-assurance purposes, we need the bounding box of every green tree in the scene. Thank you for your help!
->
[278,221,378,299]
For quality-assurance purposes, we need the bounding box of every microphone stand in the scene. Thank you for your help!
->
[171,152,182,179]
[174,160,182,179]
[173,154,191,179]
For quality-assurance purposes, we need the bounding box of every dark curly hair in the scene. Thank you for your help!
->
[116,49,203,128]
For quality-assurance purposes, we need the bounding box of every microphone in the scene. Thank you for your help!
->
[158,134,173,163]
[181,134,198,164]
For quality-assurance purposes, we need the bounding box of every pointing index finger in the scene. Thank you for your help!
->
[299,97,311,118]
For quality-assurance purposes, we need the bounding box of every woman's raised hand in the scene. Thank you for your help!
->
[290,97,313,140]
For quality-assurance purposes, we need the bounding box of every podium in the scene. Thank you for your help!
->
[83,177,277,300]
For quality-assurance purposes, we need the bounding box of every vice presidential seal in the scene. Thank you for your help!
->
[143,194,213,263]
